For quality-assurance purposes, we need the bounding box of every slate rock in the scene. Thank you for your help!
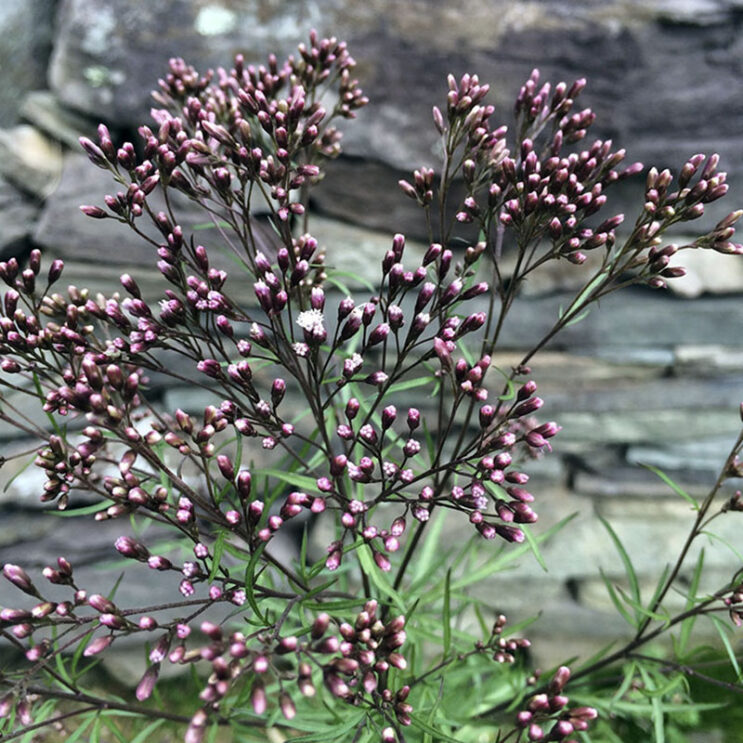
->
[674,345,743,373]
[627,438,734,473]
[0,177,39,259]
[47,1,743,240]
[479,287,743,351]
[0,125,63,199]
[573,463,712,499]
[20,90,102,151]
[0,0,55,128]
[557,408,739,446]
[543,375,743,415]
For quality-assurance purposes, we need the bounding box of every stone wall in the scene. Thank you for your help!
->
[1,0,743,668]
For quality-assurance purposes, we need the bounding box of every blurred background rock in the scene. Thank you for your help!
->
[1,0,743,670]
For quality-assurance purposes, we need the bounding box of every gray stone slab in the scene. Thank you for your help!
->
[0,1,55,128]
[674,345,743,374]
[542,375,743,415]
[574,464,713,499]
[475,288,743,351]
[0,125,63,199]
[627,437,736,473]
[558,408,740,445]
[39,0,743,242]
[0,177,38,259]
[20,90,102,150]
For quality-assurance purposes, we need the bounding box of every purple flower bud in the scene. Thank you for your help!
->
[461,282,489,300]
[374,551,391,572]
[271,378,286,407]
[237,470,252,500]
[423,243,442,265]
[433,337,452,371]
[279,692,296,720]
[340,308,362,340]
[79,204,108,219]
[99,612,127,629]
[346,397,360,420]
[88,593,116,613]
[147,555,172,571]
[217,455,235,481]
[115,536,149,561]
[388,304,404,329]
[512,397,543,417]
[326,549,342,571]
[368,322,390,346]
[311,612,331,639]
[30,601,54,619]
[496,524,525,543]
[359,423,378,444]
[337,296,355,320]
[382,405,397,429]
[84,634,114,657]
[197,358,222,379]
[460,312,486,334]
[2,564,37,596]
[403,439,421,457]
[135,663,160,701]
[415,283,436,313]
[331,454,347,475]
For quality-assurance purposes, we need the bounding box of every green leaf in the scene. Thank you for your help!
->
[192,219,233,230]
[615,585,670,623]
[386,376,435,395]
[324,269,376,293]
[610,660,638,706]
[2,450,36,494]
[258,468,318,492]
[32,370,65,437]
[698,529,743,563]
[90,714,102,743]
[100,717,129,743]
[488,364,516,402]
[243,544,269,624]
[298,523,310,583]
[520,523,548,572]
[599,515,641,622]
[599,568,638,629]
[443,568,452,655]
[567,269,609,319]
[411,511,446,585]
[207,530,226,583]
[638,665,665,743]
[302,598,366,612]
[640,464,699,509]
[60,712,96,742]
[357,544,406,613]
[450,513,577,593]
[408,713,464,743]
[707,614,742,679]
[129,718,166,743]
[283,710,366,742]
[564,308,591,327]
[577,639,619,674]
[677,549,704,657]
[49,499,110,517]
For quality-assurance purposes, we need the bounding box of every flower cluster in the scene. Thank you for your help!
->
[2,28,742,743]
[515,666,598,742]
[180,600,410,742]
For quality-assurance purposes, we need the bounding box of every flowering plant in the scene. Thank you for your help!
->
[1,31,743,743]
